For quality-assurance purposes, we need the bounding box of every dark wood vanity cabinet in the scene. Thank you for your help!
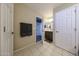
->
[45,31,53,42]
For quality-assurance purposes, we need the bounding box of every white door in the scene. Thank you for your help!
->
[55,6,76,54]
[6,4,14,56]
[76,5,79,55]
[1,4,14,56]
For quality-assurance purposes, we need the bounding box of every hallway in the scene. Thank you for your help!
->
[14,41,74,56]
[0,3,78,56]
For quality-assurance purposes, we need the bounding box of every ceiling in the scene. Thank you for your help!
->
[26,3,63,18]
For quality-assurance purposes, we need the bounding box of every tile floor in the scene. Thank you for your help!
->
[14,41,74,56]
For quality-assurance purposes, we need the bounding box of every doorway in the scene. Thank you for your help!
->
[36,17,43,43]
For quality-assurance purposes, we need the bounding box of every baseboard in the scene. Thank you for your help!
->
[54,43,75,55]
[14,42,35,53]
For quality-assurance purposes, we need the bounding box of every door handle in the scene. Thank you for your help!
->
[11,32,14,34]
[56,31,59,33]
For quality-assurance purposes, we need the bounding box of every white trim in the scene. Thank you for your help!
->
[12,3,14,56]
[14,42,35,53]
[14,40,43,54]
[0,4,1,55]
[54,43,75,56]
[35,17,36,44]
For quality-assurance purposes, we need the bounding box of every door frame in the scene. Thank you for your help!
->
[75,4,79,56]
[10,3,14,56]
[35,16,43,44]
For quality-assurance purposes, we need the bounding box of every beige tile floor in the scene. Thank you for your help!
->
[14,41,74,56]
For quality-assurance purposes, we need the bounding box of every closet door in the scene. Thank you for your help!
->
[55,6,76,54]
[55,10,65,48]
[6,4,14,56]
[63,7,76,54]
[1,4,8,55]
[1,4,14,56]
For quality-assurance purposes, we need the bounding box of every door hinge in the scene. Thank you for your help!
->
[74,9,76,13]
[74,46,76,49]
[4,26,6,32]
[74,28,77,31]
[11,32,14,34]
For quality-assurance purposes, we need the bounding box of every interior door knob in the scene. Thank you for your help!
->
[56,31,59,33]
[11,32,14,34]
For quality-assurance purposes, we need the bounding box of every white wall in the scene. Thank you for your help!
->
[53,3,75,13]
[14,4,43,50]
